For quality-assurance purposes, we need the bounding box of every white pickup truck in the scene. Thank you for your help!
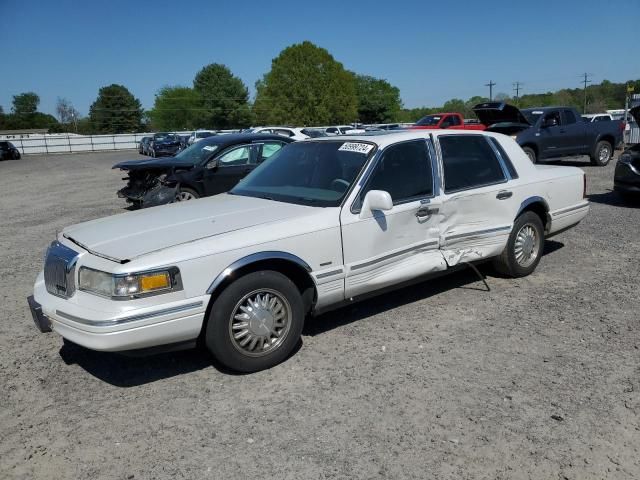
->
[29,130,589,372]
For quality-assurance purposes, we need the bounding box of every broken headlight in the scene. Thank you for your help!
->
[78,267,182,299]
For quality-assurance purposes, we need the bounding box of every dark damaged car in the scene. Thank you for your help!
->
[473,102,624,166]
[113,133,293,208]
[614,105,640,202]
[148,133,183,158]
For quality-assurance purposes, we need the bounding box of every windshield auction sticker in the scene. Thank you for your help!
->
[338,142,374,155]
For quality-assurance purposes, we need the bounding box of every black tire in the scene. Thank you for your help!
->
[590,140,613,166]
[492,211,545,278]
[522,146,537,164]
[13,150,21,160]
[174,187,200,202]
[205,270,305,372]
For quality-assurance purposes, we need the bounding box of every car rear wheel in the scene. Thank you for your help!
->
[522,147,537,164]
[205,271,305,372]
[174,187,200,202]
[590,141,612,166]
[492,211,545,278]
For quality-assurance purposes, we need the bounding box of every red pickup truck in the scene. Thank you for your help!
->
[411,112,486,130]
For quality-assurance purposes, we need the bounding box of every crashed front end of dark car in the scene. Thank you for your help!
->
[116,167,180,208]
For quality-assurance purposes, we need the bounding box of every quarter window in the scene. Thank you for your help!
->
[360,140,433,204]
[440,135,506,192]
[217,146,251,166]
[260,142,284,162]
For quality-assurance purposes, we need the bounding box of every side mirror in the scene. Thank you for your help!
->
[542,117,558,128]
[360,190,393,218]
[206,159,218,170]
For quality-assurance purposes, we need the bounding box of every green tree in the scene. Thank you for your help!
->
[89,84,143,133]
[354,74,402,124]
[12,92,39,115]
[149,86,203,130]
[253,41,358,125]
[193,64,252,129]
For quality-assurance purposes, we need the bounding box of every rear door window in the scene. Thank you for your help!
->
[563,110,577,125]
[439,135,506,193]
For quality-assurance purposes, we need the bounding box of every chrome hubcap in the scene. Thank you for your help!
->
[229,289,291,357]
[514,224,538,267]
[599,146,611,162]
[175,191,195,201]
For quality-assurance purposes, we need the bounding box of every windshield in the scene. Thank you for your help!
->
[172,142,219,165]
[154,133,177,142]
[231,140,375,207]
[415,115,442,126]
[522,110,544,124]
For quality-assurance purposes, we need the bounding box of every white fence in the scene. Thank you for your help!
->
[1,131,239,155]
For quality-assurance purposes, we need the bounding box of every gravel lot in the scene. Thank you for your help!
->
[1,150,638,480]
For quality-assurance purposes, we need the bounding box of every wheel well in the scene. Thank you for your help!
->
[519,201,549,232]
[199,258,317,340]
[597,135,614,148]
[521,143,538,156]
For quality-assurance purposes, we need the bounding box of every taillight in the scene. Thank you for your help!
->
[583,173,587,199]
[620,121,626,132]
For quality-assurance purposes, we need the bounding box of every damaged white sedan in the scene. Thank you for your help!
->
[29,130,589,372]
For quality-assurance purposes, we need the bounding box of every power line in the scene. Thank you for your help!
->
[513,81,523,101]
[485,80,496,101]
[580,73,593,114]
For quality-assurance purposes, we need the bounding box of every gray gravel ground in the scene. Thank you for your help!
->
[1,150,638,480]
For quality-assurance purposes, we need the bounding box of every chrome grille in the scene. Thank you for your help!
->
[44,241,79,298]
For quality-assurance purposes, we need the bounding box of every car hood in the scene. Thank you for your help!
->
[113,158,196,170]
[62,194,316,262]
[472,102,531,128]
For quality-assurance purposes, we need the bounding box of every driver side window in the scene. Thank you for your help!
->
[360,140,433,205]
[217,145,251,166]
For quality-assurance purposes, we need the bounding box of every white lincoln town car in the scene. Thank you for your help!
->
[29,130,589,372]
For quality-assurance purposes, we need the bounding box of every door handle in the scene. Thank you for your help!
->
[415,206,439,218]
[496,190,513,200]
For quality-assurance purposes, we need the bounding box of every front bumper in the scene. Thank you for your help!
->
[614,161,640,194]
[31,273,209,352]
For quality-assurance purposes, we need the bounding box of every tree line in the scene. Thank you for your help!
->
[1,40,638,134]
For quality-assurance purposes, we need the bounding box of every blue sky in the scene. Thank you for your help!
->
[1,0,637,117]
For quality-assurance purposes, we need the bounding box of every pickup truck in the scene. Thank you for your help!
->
[412,112,486,130]
[473,102,624,166]
[29,130,589,373]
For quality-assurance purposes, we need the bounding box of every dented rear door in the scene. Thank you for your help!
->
[434,134,519,266]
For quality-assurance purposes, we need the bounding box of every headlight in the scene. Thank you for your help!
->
[618,153,632,165]
[78,267,182,299]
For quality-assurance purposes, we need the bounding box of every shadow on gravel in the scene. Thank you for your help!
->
[59,342,212,387]
[588,190,640,208]
[304,266,491,337]
[60,241,566,385]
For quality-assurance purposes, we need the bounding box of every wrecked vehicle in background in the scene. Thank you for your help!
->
[148,132,184,158]
[113,133,294,208]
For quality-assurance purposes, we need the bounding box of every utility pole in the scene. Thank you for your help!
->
[485,80,496,101]
[513,82,523,103]
[581,73,592,114]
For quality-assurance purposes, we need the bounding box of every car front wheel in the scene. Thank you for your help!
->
[492,211,545,278]
[522,146,537,163]
[205,271,305,372]
[174,187,200,202]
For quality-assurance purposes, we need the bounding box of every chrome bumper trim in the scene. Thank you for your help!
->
[55,301,204,327]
